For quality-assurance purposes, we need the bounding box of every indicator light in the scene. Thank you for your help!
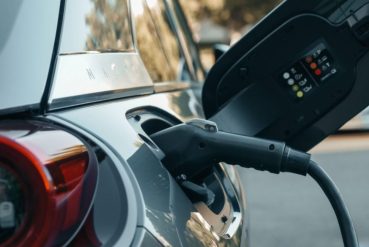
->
[314,69,322,76]
[310,63,318,70]
[292,85,299,91]
[283,72,290,79]
[297,91,304,98]
[305,56,313,63]
[287,79,294,85]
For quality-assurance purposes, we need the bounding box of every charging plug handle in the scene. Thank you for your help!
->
[151,119,310,177]
[151,119,359,247]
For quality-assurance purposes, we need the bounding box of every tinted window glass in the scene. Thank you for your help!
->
[169,0,206,81]
[60,0,134,54]
[51,0,153,109]
[146,0,183,78]
[132,0,175,82]
[132,0,191,82]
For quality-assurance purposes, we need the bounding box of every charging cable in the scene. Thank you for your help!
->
[151,119,359,247]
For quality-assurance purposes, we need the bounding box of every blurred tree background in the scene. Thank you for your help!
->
[83,0,283,70]
[85,0,133,51]
[180,0,281,32]
[179,0,282,68]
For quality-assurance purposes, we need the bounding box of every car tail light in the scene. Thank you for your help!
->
[0,120,98,247]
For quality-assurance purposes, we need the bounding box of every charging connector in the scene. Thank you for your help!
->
[151,119,310,177]
[151,119,359,247]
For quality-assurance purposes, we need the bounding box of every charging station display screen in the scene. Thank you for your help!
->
[279,43,337,100]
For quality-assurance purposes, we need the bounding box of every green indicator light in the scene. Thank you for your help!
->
[292,85,299,91]
[297,91,304,98]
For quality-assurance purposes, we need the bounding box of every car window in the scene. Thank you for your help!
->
[132,0,191,82]
[60,0,134,54]
[49,0,153,109]
[169,0,206,81]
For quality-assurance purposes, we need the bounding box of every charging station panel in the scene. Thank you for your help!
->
[278,42,337,101]
[203,1,369,151]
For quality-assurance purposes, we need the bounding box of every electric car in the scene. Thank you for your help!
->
[0,0,246,246]
[1,0,369,247]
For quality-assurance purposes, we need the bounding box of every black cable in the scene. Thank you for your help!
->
[307,160,359,247]
[151,121,360,247]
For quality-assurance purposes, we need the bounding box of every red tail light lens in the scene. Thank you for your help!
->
[0,165,24,243]
[0,120,98,247]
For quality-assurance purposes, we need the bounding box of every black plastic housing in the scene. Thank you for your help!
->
[203,1,369,151]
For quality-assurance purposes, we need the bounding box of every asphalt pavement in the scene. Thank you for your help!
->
[239,134,369,247]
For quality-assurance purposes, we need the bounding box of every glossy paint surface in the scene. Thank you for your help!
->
[0,1,60,112]
[50,88,247,246]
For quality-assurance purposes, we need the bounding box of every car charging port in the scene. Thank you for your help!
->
[141,119,173,136]
[126,109,227,211]
[127,110,245,238]
[176,174,216,206]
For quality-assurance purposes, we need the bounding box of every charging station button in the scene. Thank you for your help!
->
[279,43,337,101]
[280,63,316,100]
[302,45,337,84]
